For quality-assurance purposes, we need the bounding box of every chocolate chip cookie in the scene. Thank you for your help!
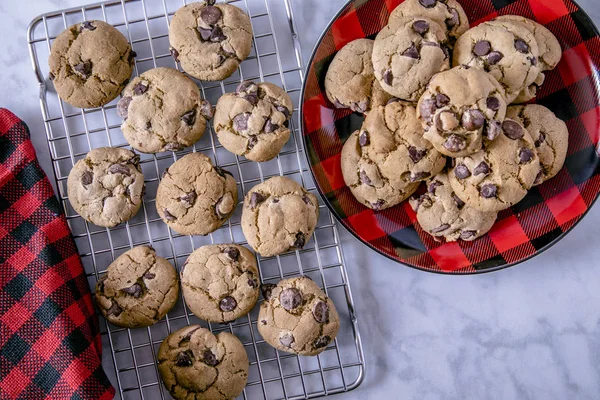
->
[410,171,497,241]
[448,119,541,212]
[506,105,568,185]
[417,66,508,157]
[241,177,319,257]
[181,244,259,323]
[67,147,144,227]
[49,20,135,109]
[341,101,445,210]
[389,0,469,44]
[169,1,253,81]
[373,16,450,101]
[453,20,541,104]
[117,67,213,154]
[324,39,392,113]
[158,325,249,400]
[214,81,293,162]
[258,276,340,356]
[156,153,238,235]
[95,245,179,328]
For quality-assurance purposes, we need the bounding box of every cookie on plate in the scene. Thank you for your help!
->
[410,171,498,241]
[117,67,213,153]
[95,245,179,328]
[169,1,253,81]
[49,20,135,108]
[324,38,392,113]
[389,0,469,44]
[506,104,568,185]
[417,66,508,157]
[241,177,318,257]
[181,244,259,323]
[373,16,450,101]
[452,20,541,103]
[158,325,249,400]
[341,101,445,210]
[67,147,144,227]
[258,276,340,356]
[214,81,293,162]
[448,119,540,212]
[156,153,238,235]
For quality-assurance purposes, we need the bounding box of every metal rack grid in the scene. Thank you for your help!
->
[27,0,365,399]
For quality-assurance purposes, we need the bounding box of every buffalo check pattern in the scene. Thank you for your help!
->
[0,109,114,399]
[302,0,600,273]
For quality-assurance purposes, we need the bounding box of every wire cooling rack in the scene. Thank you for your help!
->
[27,0,365,398]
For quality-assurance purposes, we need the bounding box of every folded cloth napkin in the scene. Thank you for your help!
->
[0,109,114,399]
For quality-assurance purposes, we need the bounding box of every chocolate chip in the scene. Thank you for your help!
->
[387,97,401,105]
[214,166,232,178]
[236,80,256,95]
[199,100,214,119]
[461,109,485,131]
[313,336,330,349]
[128,51,137,63]
[170,47,180,62]
[107,301,122,317]
[116,96,132,119]
[233,113,250,131]
[351,100,369,113]
[108,164,131,175]
[474,161,490,176]
[371,199,385,210]
[410,171,430,182]
[312,301,329,323]
[80,21,96,31]
[247,135,258,149]
[133,82,148,95]
[164,209,176,221]
[412,20,430,35]
[198,27,213,41]
[74,61,93,79]
[175,350,193,367]
[279,288,302,310]
[249,192,265,209]
[202,349,218,366]
[121,283,143,298]
[264,119,279,133]
[419,0,437,8]
[460,230,477,240]
[180,192,196,208]
[293,232,306,249]
[502,120,524,139]
[514,39,529,53]
[443,135,466,153]
[534,170,544,185]
[435,93,450,108]
[452,193,465,209]
[480,183,497,198]
[81,171,93,186]
[360,170,372,186]
[420,98,437,120]
[486,120,502,140]
[224,246,239,260]
[359,131,370,147]
[219,296,237,312]
[181,110,197,126]
[49,73,55,81]
[145,121,152,130]
[277,105,291,119]
[200,5,222,25]
[215,196,230,219]
[302,194,312,205]
[280,333,295,348]
[431,224,450,233]
[209,26,226,42]
[409,146,427,163]
[261,283,276,300]
[519,148,534,163]
[486,97,500,111]
[473,40,491,56]
[535,132,546,147]
[143,272,155,280]
[487,51,504,65]
[454,164,471,179]
[260,319,267,325]
[428,180,444,194]
[164,142,183,152]
[529,56,538,66]
[446,8,459,28]
[383,69,393,85]
[403,44,420,59]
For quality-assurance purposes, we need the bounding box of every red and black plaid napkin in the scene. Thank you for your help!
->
[0,109,114,399]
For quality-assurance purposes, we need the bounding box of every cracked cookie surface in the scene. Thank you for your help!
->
[417,66,508,157]
[324,39,392,114]
[49,20,135,109]
[67,147,144,227]
[214,81,293,162]
[169,1,253,81]
[506,104,568,185]
[452,20,541,104]
[156,153,238,235]
[410,171,497,241]
[181,244,259,323]
[95,245,179,328]
[448,118,541,212]
[341,101,445,210]
[258,276,340,356]
[158,325,249,400]
[373,16,450,101]
[241,176,319,257]
[389,0,469,45]
[117,67,213,154]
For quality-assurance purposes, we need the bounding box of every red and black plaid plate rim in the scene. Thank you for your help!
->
[300,0,600,274]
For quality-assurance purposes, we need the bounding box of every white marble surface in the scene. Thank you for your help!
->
[2,0,600,399]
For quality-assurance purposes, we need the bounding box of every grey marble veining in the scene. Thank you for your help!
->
[2,1,600,399]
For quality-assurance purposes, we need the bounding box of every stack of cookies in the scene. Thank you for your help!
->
[330,0,568,243]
